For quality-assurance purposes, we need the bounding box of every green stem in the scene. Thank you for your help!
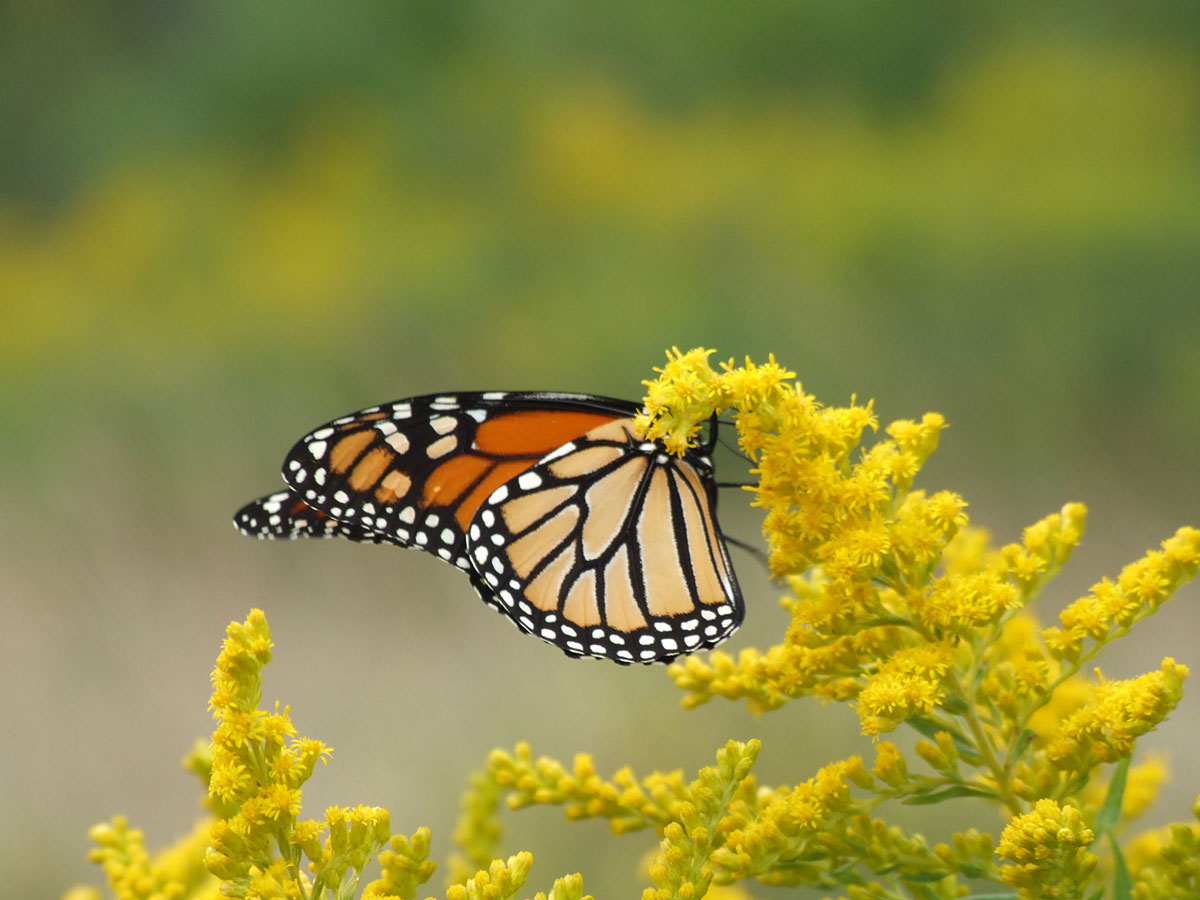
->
[958,628,1025,817]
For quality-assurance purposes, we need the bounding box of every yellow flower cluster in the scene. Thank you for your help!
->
[77,816,217,900]
[638,348,1200,896]
[709,755,869,879]
[996,799,1097,898]
[363,828,437,900]
[1128,801,1200,900]
[638,347,944,582]
[205,611,402,899]
[1044,527,1200,662]
[459,740,760,900]
[445,854,535,900]
[647,350,1094,742]
[72,610,590,900]
[1044,658,1188,769]
[641,740,760,900]
[484,742,682,833]
[855,641,955,736]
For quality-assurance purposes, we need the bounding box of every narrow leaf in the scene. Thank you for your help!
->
[1092,757,1130,844]
[903,784,996,805]
[897,869,958,883]
[942,695,970,714]
[1010,728,1036,761]
[1109,833,1133,900]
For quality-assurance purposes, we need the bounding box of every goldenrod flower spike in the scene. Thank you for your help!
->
[69,349,1200,900]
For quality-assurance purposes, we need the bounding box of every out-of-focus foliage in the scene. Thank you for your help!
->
[5,4,1200,462]
[4,2,1199,898]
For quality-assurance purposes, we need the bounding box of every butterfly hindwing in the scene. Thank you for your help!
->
[464,417,743,663]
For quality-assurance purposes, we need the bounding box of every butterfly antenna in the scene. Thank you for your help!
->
[716,480,755,489]
[715,425,754,464]
[724,535,770,573]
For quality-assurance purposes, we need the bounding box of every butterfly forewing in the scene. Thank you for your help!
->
[234,490,393,545]
[465,417,743,663]
[279,392,638,572]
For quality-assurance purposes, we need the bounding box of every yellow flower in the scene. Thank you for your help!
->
[997,800,1096,898]
[1045,659,1189,770]
[82,815,216,900]
[1047,526,1200,661]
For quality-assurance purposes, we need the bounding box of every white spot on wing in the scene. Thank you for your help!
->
[541,441,576,464]
[430,416,457,435]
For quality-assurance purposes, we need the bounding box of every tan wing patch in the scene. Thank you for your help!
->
[506,505,580,578]
[501,485,578,535]
[638,468,694,616]
[562,569,600,625]
[375,470,413,504]
[348,446,395,491]
[580,457,647,559]
[602,544,648,632]
[548,444,624,479]
[525,546,577,612]
[676,464,732,605]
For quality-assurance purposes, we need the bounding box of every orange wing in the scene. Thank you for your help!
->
[277,392,640,570]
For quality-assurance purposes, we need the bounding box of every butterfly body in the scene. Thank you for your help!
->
[235,391,742,663]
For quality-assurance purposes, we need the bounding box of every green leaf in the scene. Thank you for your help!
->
[1092,757,1130,845]
[942,695,970,714]
[1010,728,1036,760]
[1085,887,1105,900]
[957,894,1019,900]
[1109,833,1133,900]
[828,860,868,886]
[897,869,957,883]
[903,784,997,805]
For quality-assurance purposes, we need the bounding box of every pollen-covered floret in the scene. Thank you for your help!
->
[996,800,1097,898]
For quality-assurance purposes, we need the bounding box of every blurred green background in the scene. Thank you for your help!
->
[3,2,1199,896]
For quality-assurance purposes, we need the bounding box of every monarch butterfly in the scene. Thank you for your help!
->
[234,391,743,663]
